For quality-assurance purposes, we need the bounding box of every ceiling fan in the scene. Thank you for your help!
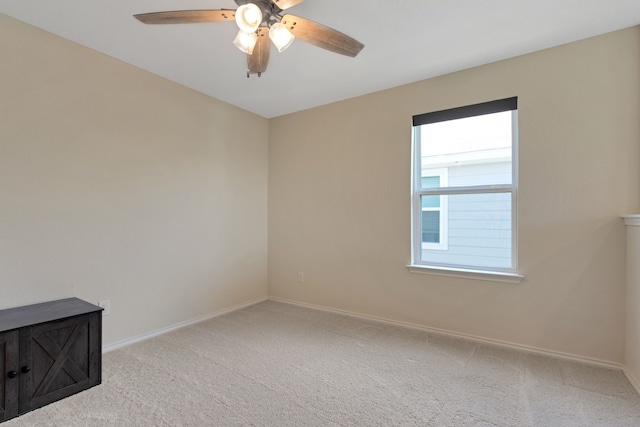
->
[134,0,365,77]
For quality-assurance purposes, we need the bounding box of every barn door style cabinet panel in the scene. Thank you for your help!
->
[0,298,102,423]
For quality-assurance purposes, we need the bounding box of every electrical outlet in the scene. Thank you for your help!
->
[98,300,111,316]
[297,272,305,283]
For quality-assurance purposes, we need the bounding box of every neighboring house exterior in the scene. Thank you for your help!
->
[420,147,512,269]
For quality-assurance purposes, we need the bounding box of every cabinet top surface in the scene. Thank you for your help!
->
[0,298,102,333]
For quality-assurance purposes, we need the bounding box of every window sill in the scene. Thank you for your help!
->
[406,264,524,284]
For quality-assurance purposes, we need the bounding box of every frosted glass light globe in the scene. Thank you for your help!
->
[235,3,262,34]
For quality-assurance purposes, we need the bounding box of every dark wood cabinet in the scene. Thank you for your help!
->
[0,330,19,421]
[0,298,102,423]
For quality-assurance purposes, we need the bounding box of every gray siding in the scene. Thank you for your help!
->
[448,161,511,187]
[421,161,512,269]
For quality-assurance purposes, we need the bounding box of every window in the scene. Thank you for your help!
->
[410,97,519,279]
[420,170,448,250]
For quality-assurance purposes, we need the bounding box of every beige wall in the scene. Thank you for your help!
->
[3,12,639,365]
[0,14,269,346]
[269,27,640,364]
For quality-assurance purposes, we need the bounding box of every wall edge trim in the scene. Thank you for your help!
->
[268,296,624,371]
[623,368,640,396]
[102,296,268,353]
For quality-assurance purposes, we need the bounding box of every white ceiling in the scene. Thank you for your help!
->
[2,0,640,118]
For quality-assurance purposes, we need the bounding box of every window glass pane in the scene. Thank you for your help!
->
[421,210,440,243]
[421,195,439,209]
[421,176,440,189]
[420,111,512,187]
[421,192,512,269]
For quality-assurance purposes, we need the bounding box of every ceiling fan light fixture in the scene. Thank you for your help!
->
[235,3,263,34]
[233,30,258,55]
[269,22,295,53]
[134,1,366,77]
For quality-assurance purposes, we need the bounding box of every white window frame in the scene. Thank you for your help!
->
[409,97,523,283]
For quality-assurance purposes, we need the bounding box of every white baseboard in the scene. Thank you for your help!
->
[102,296,268,353]
[268,296,624,371]
[99,294,637,395]
[623,368,640,395]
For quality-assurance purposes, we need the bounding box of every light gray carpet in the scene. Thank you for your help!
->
[6,300,640,426]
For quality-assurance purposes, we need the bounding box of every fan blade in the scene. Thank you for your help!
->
[270,0,304,10]
[134,10,236,25]
[248,27,270,76]
[281,14,364,57]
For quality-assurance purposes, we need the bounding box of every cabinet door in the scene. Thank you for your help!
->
[18,312,101,414]
[0,330,19,421]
